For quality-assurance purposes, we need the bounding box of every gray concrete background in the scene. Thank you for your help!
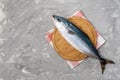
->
[0,0,120,80]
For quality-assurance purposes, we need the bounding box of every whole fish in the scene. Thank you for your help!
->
[52,15,114,74]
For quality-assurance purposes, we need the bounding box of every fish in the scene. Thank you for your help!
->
[52,15,115,74]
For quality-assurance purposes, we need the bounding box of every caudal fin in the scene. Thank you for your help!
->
[100,59,115,74]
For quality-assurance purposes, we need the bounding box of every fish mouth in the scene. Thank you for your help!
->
[52,15,55,18]
[51,15,55,21]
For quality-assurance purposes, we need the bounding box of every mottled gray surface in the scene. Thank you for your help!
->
[0,0,120,80]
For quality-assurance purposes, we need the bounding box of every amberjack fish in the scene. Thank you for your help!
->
[52,15,115,74]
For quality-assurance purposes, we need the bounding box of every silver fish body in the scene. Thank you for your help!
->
[54,19,97,58]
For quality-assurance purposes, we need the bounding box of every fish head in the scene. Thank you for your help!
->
[52,15,69,30]
[52,15,75,34]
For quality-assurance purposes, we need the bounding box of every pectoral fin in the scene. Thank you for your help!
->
[68,30,75,34]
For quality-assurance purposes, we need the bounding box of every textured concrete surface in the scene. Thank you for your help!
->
[0,0,120,80]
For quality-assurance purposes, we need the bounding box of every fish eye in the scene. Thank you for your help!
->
[57,18,61,22]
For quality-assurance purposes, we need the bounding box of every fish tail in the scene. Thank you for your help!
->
[100,58,115,74]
